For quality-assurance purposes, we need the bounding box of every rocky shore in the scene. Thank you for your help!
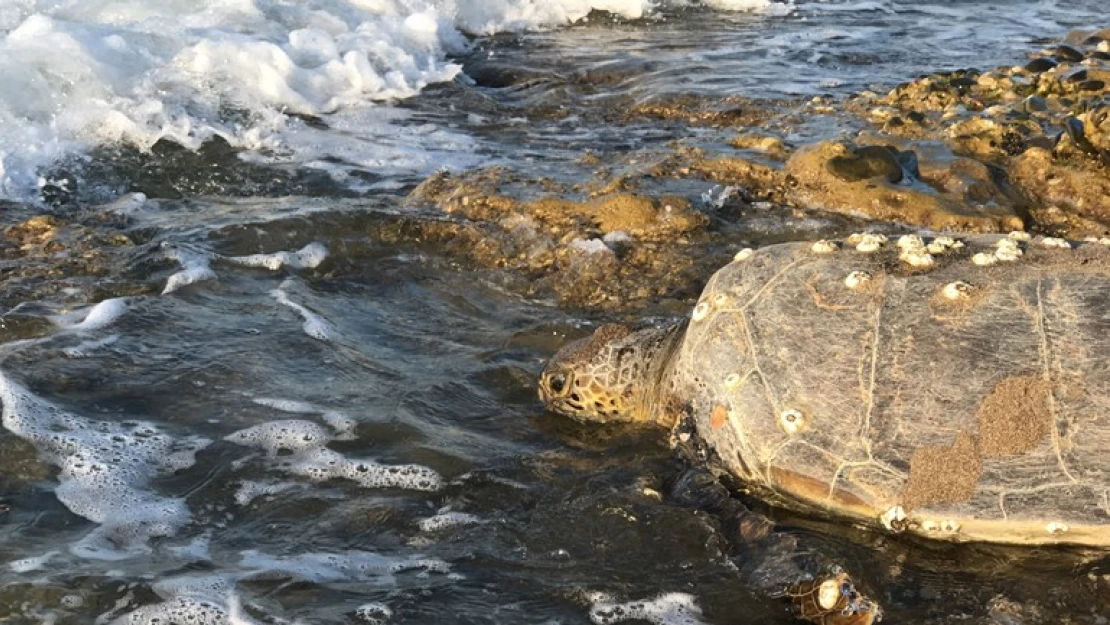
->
[403,26,1110,312]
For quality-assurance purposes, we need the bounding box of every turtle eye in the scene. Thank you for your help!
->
[547,372,568,395]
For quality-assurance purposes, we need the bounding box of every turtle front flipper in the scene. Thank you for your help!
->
[666,467,881,625]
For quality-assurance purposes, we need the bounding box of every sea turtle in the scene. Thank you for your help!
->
[539,233,1110,623]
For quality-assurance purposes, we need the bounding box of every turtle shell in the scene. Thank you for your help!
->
[674,235,1110,546]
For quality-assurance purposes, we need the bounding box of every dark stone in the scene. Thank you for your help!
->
[1024,57,1058,73]
[906,110,926,124]
[1090,51,1110,61]
[1079,80,1107,92]
[463,60,557,89]
[1055,44,1085,63]
[1066,69,1089,83]
[1019,96,1048,113]
[827,145,916,184]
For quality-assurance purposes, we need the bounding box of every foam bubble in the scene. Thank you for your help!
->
[225,419,443,492]
[417,511,483,532]
[589,593,707,625]
[252,396,357,439]
[0,370,210,560]
[225,242,328,270]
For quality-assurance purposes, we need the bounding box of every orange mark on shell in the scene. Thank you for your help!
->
[710,404,728,430]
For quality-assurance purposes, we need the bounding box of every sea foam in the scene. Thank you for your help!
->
[0,0,772,202]
[0,371,210,560]
[225,419,443,491]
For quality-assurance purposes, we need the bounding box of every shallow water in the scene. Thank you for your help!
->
[2,1,1110,624]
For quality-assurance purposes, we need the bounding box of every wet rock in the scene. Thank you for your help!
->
[661,152,788,203]
[728,135,790,160]
[407,168,724,310]
[1024,57,1058,74]
[785,141,1023,232]
[464,59,558,88]
[1010,148,1110,234]
[1054,44,1085,63]
[625,94,774,128]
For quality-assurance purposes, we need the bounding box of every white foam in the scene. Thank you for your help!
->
[0,370,210,560]
[252,396,358,439]
[356,603,393,625]
[63,333,120,358]
[110,575,261,625]
[271,287,335,341]
[54,298,128,332]
[225,242,328,271]
[0,0,795,202]
[417,510,483,532]
[225,419,443,492]
[163,247,217,294]
[589,593,707,625]
[238,549,450,584]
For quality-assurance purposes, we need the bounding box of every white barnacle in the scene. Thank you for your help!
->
[940,519,961,533]
[733,247,754,262]
[1007,230,1033,241]
[1100,238,1110,246]
[899,251,935,268]
[847,233,865,245]
[811,239,839,254]
[992,239,1022,262]
[692,301,711,322]
[855,233,887,253]
[927,235,965,255]
[844,271,872,289]
[723,373,742,389]
[920,519,939,532]
[942,281,974,300]
[972,252,998,266]
[713,293,730,308]
[880,506,907,531]
[1041,237,1072,249]
[1045,521,1069,534]
[897,234,925,251]
[779,408,805,435]
[817,579,841,611]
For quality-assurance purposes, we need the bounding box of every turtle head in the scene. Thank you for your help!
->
[539,322,686,426]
